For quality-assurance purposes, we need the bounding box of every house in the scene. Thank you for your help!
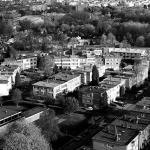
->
[92,123,139,150]
[33,72,81,99]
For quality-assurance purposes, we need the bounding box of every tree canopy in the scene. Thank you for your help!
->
[92,65,99,85]
[37,109,61,142]
[3,120,51,150]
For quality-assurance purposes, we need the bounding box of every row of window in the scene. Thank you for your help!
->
[0,113,21,126]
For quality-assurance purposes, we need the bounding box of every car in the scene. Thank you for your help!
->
[114,101,125,107]
[85,107,93,111]
[75,135,82,141]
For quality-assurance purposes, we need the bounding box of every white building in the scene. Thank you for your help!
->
[99,77,126,104]
[108,48,147,59]
[104,54,122,71]
[0,75,12,96]
[33,72,81,98]
[54,55,96,69]
[17,56,37,70]
[0,65,20,84]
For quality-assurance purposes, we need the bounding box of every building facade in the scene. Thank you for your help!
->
[33,73,81,99]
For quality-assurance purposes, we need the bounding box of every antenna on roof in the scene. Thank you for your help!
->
[114,125,120,142]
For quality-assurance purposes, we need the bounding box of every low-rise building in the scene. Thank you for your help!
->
[0,65,20,84]
[17,56,37,70]
[0,75,12,96]
[33,72,81,99]
[73,64,105,84]
[103,54,122,71]
[108,47,147,59]
[92,123,139,150]
[99,77,126,104]
[112,117,150,150]
[79,86,107,109]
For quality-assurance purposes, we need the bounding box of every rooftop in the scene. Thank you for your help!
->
[0,65,19,72]
[0,107,21,121]
[112,118,150,131]
[80,86,106,94]
[33,80,61,88]
[50,72,80,82]
[93,124,138,146]
[23,107,48,118]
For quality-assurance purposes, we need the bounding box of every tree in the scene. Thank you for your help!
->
[120,86,125,96]
[92,65,99,85]
[8,46,17,59]
[15,72,21,87]
[107,32,116,45]
[145,33,150,47]
[19,19,32,31]
[3,120,51,150]
[37,109,61,142]
[3,133,29,150]
[99,91,108,109]
[135,36,145,47]
[100,34,107,45]
[63,97,79,114]
[37,55,54,76]
[53,64,59,74]
[11,88,22,107]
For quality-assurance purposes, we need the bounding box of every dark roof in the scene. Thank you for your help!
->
[0,107,21,121]
[93,124,138,146]
[23,107,48,118]
[80,86,106,94]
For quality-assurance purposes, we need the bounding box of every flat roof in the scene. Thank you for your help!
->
[136,97,150,107]
[50,72,80,82]
[126,104,150,114]
[93,124,138,146]
[23,107,48,118]
[0,65,19,72]
[112,118,150,131]
[80,86,106,93]
[0,107,21,121]
[33,80,61,88]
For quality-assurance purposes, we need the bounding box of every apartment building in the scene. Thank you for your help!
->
[99,77,126,104]
[112,117,150,150]
[103,54,122,71]
[79,86,107,109]
[54,55,96,69]
[92,123,139,150]
[0,65,20,83]
[33,72,81,99]
[0,75,12,96]
[125,97,150,119]
[108,48,147,59]
[17,56,37,70]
